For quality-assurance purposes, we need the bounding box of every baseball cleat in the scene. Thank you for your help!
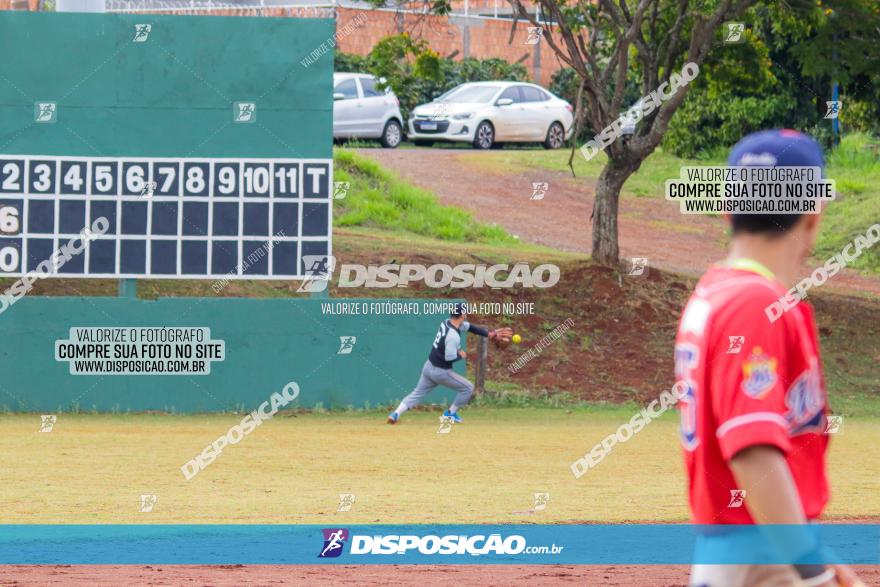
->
[387,411,399,424]
[442,409,462,424]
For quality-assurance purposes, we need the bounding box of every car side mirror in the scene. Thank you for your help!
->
[333,93,345,101]
[495,98,513,107]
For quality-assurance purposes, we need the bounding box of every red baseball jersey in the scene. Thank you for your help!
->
[675,259,830,524]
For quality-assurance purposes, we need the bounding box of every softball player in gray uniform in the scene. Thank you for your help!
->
[387,304,501,424]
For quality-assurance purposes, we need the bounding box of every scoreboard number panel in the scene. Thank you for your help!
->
[0,155,332,280]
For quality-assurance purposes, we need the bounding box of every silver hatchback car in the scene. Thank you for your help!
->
[333,73,404,148]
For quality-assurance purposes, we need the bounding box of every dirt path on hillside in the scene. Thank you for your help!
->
[357,148,880,297]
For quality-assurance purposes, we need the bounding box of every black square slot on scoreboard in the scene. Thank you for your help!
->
[0,156,332,280]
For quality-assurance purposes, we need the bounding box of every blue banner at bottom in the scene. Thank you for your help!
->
[0,524,877,565]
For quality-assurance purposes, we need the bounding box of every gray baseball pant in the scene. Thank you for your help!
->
[400,360,474,410]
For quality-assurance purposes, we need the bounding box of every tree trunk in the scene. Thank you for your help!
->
[474,335,488,394]
[591,157,638,267]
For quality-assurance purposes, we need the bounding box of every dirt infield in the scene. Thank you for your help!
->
[0,564,689,586]
[2,564,880,586]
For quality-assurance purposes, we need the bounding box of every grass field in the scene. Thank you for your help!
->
[2,408,878,524]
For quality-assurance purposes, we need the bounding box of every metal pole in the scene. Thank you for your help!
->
[832,81,840,146]
[830,11,840,147]
[475,336,487,393]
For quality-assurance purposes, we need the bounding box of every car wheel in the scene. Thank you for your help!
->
[544,122,565,149]
[413,139,434,147]
[472,121,494,150]
[380,120,402,148]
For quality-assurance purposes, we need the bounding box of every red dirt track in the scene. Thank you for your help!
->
[2,565,880,586]
[0,564,689,586]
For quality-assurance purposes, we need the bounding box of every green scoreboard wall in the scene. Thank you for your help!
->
[0,12,458,412]
[0,297,459,413]
[0,11,332,158]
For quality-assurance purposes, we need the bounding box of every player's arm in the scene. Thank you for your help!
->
[730,447,849,587]
[460,321,489,337]
[461,321,512,342]
[711,298,837,586]
[730,445,806,524]
[444,330,464,363]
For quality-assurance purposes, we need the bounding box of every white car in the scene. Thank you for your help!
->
[408,81,574,149]
[333,73,404,148]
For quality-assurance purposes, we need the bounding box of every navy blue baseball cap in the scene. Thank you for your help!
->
[728,129,825,173]
[450,303,466,317]
[727,129,826,234]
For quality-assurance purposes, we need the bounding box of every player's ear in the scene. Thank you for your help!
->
[795,213,821,257]
[805,212,821,239]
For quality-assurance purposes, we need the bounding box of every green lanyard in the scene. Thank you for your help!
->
[723,258,776,281]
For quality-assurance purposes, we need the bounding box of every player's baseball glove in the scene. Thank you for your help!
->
[489,327,514,349]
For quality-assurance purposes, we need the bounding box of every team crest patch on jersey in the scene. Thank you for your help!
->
[741,346,778,399]
[786,363,826,435]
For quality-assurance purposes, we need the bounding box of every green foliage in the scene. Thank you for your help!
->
[662,20,803,158]
[413,50,442,80]
[814,133,880,274]
[455,57,530,83]
[840,100,880,136]
[368,34,438,81]
[790,0,880,85]
[548,67,593,142]
[549,66,624,142]
[663,2,880,155]
[334,51,369,74]
[547,2,879,156]
[700,30,778,99]
[549,67,579,108]
[363,0,452,14]
[337,39,530,122]
[365,33,443,121]
[663,93,795,159]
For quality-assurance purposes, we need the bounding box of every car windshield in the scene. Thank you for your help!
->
[440,85,501,103]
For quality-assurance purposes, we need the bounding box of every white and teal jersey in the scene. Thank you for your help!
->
[428,319,473,369]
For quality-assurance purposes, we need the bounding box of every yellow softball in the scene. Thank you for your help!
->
[512,334,522,344]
